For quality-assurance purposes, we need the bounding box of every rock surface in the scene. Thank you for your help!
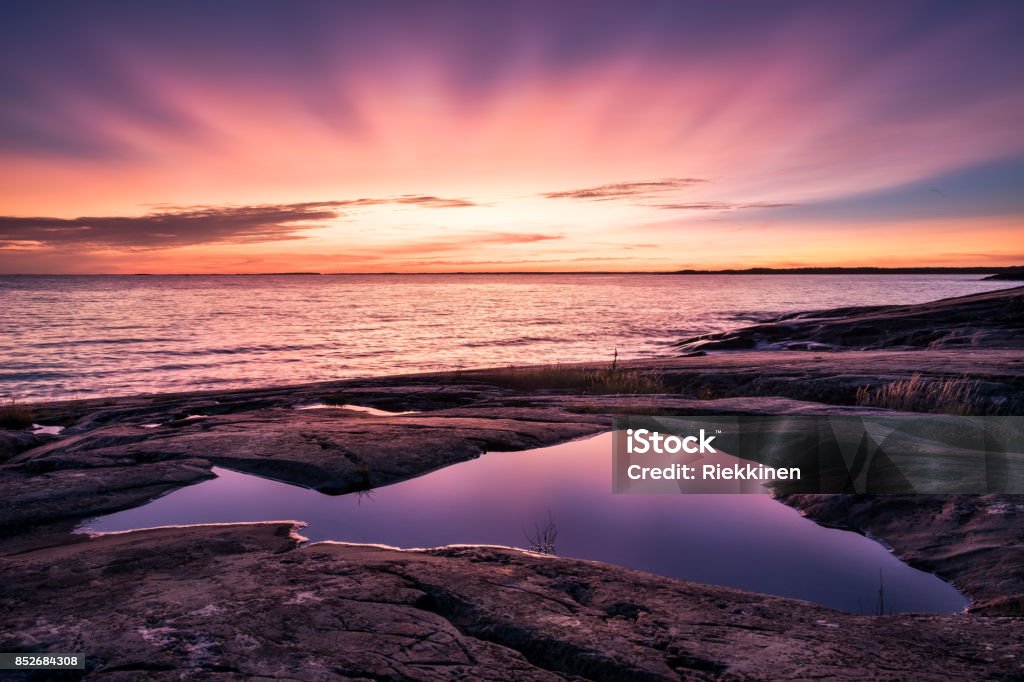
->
[2,522,1022,681]
[0,429,54,462]
[781,493,1024,615]
[675,285,1024,352]
[984,268,1024,281]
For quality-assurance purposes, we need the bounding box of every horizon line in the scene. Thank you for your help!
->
[1,265,1020,277]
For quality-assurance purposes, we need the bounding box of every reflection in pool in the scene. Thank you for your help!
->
[82,432,967,614]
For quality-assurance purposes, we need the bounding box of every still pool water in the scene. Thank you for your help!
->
[82,432,968,614]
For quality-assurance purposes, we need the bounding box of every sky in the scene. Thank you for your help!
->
[1,0,1022,274]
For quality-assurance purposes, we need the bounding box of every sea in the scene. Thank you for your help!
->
[0,274,1010,401]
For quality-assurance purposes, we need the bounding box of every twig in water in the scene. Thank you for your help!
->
[524,511,559,555]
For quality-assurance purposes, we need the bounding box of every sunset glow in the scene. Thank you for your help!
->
[2,1,1022,273]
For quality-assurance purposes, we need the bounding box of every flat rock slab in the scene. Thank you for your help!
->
[0,459,215,535]
[675,285,1024,352]
[2,523,1022,681]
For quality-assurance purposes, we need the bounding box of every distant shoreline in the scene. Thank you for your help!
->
[1,266,1020,277]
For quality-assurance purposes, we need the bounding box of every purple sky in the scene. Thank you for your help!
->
[1,1,1022,272]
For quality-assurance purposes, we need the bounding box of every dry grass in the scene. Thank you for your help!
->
[0,396,35,429]
[475,364,666,394]
[524,511,559,555]
[855,374,985,415]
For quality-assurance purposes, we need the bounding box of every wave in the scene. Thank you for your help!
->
[462,336,567,348]
[28,337,183,348]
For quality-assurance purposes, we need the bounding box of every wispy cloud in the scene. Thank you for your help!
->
[340,195,478,208]
[0,195,479,249]
[350,232,562,258]
[541,178,706,201]
[387,255,635,268]
[652,202,795,211]
[935,251,1024,262]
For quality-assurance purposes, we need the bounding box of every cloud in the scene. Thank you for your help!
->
[541,178,706,201]
[0,195,479,250]
[386,255,635,268]
[347,232,562,259]
[389,195,477,208]
[934,252,1024,262]
[0,202,344,249]
[653,202,795,211]
[339,195,478,208]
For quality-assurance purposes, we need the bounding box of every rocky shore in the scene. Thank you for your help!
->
[675,285,1023,352]
[4,523,1023,681]
[1,286,1022,679]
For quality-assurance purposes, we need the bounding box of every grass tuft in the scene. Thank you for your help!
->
[475,363,666,394]
[855,374,986,415]
[0,396,36,429]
